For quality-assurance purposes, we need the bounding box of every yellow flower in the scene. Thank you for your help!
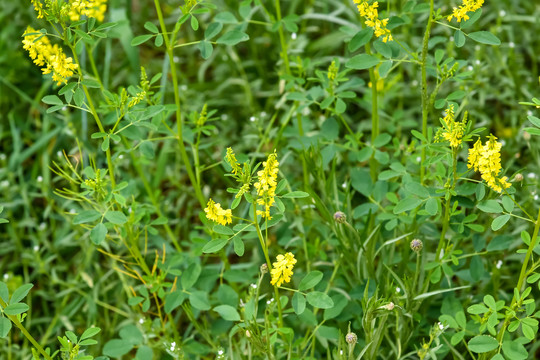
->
[68,0,108,22]
[254,151,279,219]
[467,134,511,193]
[225,147,241,175]
[22,27,78,85]
[204,198,232,226]
[447,0,484,22]
[353,0,393,42]
[31,0,46,18]
[270,252,297,287]
[436,104,466,148]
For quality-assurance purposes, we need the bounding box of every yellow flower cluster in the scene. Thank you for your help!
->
[437,104,466,148]
[68,0,108,22]
[22,27,79,85]
[447,0,484,22]
[254,151,279,219]
[204,199,232,226]
[468,135,511,193]
[270,252,297,287]
[353,1,393,43]
[31,0,46,18]
[225,147,241,175]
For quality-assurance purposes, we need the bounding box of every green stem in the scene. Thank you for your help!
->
[154,0,206,209]
[252,202,284,327]
[420,0,434,185]
[365,42,379,182]
[0,299,53,360]
[70,46,116,188]
[274,0,291,75]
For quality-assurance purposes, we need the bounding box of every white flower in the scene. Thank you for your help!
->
[496,260,503,269]
[249,116,256,122]
[37,176,43,182]
[291,33,297,40]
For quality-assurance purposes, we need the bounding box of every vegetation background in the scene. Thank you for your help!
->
[1,0,540,359]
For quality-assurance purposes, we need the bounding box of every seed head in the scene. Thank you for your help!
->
[334,211,347,224]
[260,263,268,274]
[345,332,357,345]
[410,239,423,253]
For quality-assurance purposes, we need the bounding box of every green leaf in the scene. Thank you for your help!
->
[202,238,228,253]
[345,54,380,70]
[373,133,392,147]
[144,21,159,33]
[233,237,244,256]
[528,115,540,128]
[0,317,12,338]
[4,303,29,315]
[103,339,133,357]
[425,198,438,215]
[502,196,514,212]
[140,142,155,159]
[101,137,109,151]
[90,223,107,245]
[205,22,223,40]
[190,291,211,310]
[73,210,101,224]
[190,15,199,31]
[0,282,8,303]
[502,340,528,360]
[393,197,422,214]
[10,284,33,304]
[468,31,501,46]
[181,263,201,289]
[131,34,153,46]
[80,327,101,340]
[119,325,143,345]
[104,211,127,225]
[199,40,213,59]
[454,30,465,47]
[460,9,482,29]
[165,291,186,313]
[128,296,144,306]
[282,191,310,199]
[136,346,153,360]
[292,292,306,315]
[348,28,374,52]
[217,31,249,46]
[213,225,234,235]
[468,335,499,353]
[477,200,503,213]
[42,95,63,106]
[306,292,334,309]
[491,214,510,231]
[298,271,324,291]
[213,305,240,321]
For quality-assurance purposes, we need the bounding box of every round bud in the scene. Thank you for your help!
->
[260,263,268,274]
[514,173,523,182]
[410,239,423,253]
[334,211,347,224]
[385,302,395,310]
[524,131,531,141]
[345,332,357,345]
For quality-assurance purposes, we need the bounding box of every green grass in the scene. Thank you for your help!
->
[1,0,540,359]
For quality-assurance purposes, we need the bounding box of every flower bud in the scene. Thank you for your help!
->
[260,263,268,274]
[345,332,357,345]
[524,131,531,141]
[333,211,346,224]
[514,173,523,182]
[410,239,423,253]
[384,302,395,310]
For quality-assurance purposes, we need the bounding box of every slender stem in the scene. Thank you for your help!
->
[154,0,206,209]
[365,42,379,182]
[70,46,116,188]
[420,0,434,184]
[274,0,291,75]
[252,202,284,327]
[0,298,53,360]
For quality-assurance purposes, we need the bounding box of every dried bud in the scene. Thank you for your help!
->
[260,263,268,274]
[514,173,523,182]
[524,131,531,141]
[410,239,423,253]
[245,330,251,338]
[333,211,346,224]
[385,302,395,310]
[345,332,357,345]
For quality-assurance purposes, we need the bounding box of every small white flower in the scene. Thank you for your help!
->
[3,274,8,280]
[467,65,473,71]
[62,106,67,111]
[250,283,257,289]
[411,80,418,87]
[340,350,343,355]
[535,195,539,201]
[449,36,454,42]
[0,153,5,160]
[180,85,187,91]
[39,222,46,231]
[170,341,176,351]
[475,45,481,51]
[139,318,144,324]
[499,10,506,17]
[527,110,533,116]
[416,156,421,163]
[1,180,9,188]
[221,114,228,120]
[37,176,43,183]
[218,350,224,355]
[396,287,401,293]
[128,207,132,213]
[302,107,311,115]
[509,42,515,48]
[438,322,444,330]
[500,139,506,146]
[249,116,256,122]
[118,155,124,160]
[291,33,297,40]
[496,260,503,269]
[173,56,180,63]
[69,209,76,214]
[342,182,346,189]
[57,151,63,158]
[475,60,481,65]
[33,245,39,252]
[260,111,267,118]
[527,172,536,179]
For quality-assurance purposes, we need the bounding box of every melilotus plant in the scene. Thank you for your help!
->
[3,0,540,358]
